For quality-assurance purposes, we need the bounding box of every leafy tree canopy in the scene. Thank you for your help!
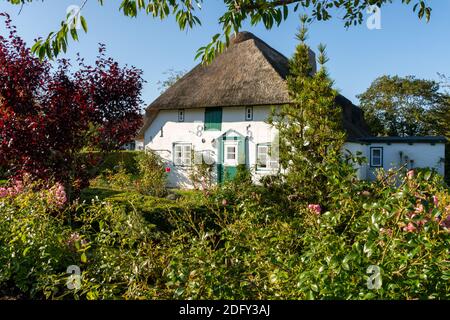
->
[4,0,433,63]
[157,69,187,93]
[357,75,445,137]
[0,13,143,187]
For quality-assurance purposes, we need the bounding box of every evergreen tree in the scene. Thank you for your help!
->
[269,15,349,204]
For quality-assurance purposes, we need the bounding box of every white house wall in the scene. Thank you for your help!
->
[144,106,278,188]
[145,108,446,188]
[343,142,368,180]
[344,142,445,180]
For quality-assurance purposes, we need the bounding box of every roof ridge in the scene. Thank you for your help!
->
[232,31,290,60]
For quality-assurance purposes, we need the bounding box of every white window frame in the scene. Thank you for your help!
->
[370,147,383,167]
[245,106,253,121]
[178,109,185,122]
[256,144,271,170]
[224,141,238,166]
[173,143,192,166]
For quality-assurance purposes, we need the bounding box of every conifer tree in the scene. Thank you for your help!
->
[269,15,348,204]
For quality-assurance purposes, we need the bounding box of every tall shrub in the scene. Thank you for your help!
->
[135,151,167,197]
[0,14,143,188]
[269,15,350,205]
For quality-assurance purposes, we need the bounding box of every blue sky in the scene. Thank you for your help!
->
[1,0,449,107]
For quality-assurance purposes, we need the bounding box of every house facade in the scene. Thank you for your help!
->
[346,137,446,180]
[138,32,446,188]
[143,105,279,187]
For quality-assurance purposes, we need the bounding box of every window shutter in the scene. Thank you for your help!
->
[204,107,222,131]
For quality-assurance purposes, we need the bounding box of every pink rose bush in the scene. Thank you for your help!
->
[0,178,67,209]
[46,182,67,209]
[0,179,23,198]
[401,194,450,233]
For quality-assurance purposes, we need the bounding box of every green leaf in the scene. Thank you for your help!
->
[31,39,43,54]
[283,5,288,20]
[22,247,31,257]
[80,16,88,33]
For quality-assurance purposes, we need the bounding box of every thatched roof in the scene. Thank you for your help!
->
[138,31,370,139]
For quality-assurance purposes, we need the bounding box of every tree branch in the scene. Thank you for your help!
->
[241,0,302,10]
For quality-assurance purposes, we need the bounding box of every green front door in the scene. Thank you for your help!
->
[223,166,237,182]
[217,134,247,183]
[222,140,239,181]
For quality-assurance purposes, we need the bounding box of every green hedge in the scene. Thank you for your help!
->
[82,151,141,176]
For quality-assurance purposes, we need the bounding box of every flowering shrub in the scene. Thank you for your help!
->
[1,167,449,299]
[0,178,67,209]
[0,187,76,297]
[0,179,23,198]
[46,183,68,209]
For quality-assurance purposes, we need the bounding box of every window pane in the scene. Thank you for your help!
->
[371,148,382,166]
[257,145,269,168]
[174,144,191,166]
[226,146,236,160]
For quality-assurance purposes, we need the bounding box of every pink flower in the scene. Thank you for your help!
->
[403,222,417,233]
[48,182,67,209]
[222,199,228,206]
[308,204,322,215]
[433,195,439,207]
[0,188,8,198]
[407,169,415,180]
[416,218,428,227]
[0,179,24,199]
[165,167,171,173]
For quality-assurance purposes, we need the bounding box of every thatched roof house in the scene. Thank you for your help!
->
[139,32,446,186]
[138,31,370,140]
